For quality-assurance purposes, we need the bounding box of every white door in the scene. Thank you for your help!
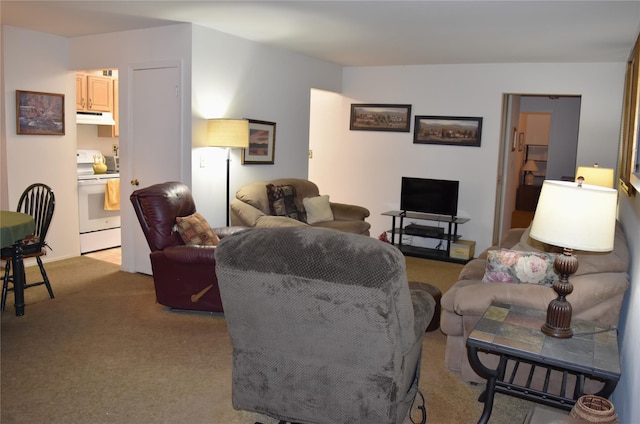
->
[131,65,181,275]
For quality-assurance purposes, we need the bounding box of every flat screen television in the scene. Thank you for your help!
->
[400,177,459,217]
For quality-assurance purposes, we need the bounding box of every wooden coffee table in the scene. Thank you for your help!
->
[466,302,620,424]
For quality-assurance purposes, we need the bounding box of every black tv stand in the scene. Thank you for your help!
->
[381,210,471,264]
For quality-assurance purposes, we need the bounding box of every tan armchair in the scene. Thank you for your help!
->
[230,178,371,235]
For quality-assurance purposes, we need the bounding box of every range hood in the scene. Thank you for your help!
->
[77,111,115,125]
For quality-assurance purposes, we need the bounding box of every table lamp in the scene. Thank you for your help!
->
[521,160,539,185]
[529,180,617,338]
[575,163,614,188]
[207,119,249,226]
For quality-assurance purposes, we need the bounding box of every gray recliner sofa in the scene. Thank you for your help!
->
[215,227,436,424]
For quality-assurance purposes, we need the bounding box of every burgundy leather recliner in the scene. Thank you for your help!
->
[130,181,246,312]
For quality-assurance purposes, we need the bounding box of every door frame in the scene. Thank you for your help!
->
[495,94,581,245]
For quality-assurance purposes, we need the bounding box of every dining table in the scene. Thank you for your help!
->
[0,210,36,316]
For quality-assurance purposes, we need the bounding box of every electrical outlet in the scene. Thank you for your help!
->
[112,144,118,154]
[200,156,208,168]
[308,149,313,159]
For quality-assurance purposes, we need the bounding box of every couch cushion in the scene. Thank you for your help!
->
[266,184,303,221]
[303,195,334,224]
[175,212,220,246]
[482,249,557,286]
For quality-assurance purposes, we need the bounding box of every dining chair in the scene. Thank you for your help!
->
[1,183,56,311]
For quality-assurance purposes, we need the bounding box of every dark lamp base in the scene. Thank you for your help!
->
[541,323,573,338]
[542,248,578,339]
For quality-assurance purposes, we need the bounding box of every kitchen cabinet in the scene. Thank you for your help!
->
[76,73,113,112]
[98,79,119,138]
[75,74,87,110]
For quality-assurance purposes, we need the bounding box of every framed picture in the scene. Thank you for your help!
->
[242,119,276,164]
[16,90,65,135]
[413,115,482,147]
[349,104,412,132]
[518,132,525,151]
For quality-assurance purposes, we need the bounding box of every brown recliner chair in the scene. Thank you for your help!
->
[130,181,246,312]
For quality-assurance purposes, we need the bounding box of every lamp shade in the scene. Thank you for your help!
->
[530,180,617,252]
[575,165,614,188]
[521,159,539,172]
[207,119,249,148]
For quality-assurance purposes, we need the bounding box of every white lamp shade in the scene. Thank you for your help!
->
[207,119,249,148]
[575,166,614,188]
[530,180,617,252]
[522,159,539,172]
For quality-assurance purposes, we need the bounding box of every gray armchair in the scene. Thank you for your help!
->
[215,227,435,424]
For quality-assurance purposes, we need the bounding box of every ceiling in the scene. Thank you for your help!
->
[2,1,640,67]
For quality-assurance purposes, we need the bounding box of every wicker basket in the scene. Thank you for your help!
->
[569,395,618,423]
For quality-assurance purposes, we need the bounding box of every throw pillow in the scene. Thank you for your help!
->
[175,212,220,246]
[303,195,334,224]
[266,184,302,221]
[482,249,557,286]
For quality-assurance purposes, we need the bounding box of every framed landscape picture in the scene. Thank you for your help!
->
[242,119,276,164]
[413,115,482,147]
[349,104,412,132]
[16,90,65,135]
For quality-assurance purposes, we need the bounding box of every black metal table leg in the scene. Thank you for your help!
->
[467,346,509,424]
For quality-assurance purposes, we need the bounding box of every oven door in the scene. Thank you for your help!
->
[78,178,121,233]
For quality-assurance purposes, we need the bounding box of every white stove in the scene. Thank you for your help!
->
[77,149,121,253]
[78,173,120,181]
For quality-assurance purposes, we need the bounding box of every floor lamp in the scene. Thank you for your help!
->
[529,180,617,338]
[207,119,249,226]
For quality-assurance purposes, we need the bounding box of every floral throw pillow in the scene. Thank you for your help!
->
[266,184,302,221]
[482,249,557,286]
[175,212,220,246]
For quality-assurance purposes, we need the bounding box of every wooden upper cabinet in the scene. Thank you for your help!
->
[98,79,119,138]
[76,73,87,110]
[76,73,112,112]
[87,75,113,112]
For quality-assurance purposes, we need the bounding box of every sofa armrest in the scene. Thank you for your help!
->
[230,198,266,226]
[330,202,370,221]
[160,245,217,265]
[255,215,308,228]
[442,272,629,324]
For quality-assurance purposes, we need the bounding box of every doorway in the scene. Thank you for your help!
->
[495,94,581,244]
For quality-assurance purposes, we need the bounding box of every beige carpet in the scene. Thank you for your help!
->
[1,255,533,423]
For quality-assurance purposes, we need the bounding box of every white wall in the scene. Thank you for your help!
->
[190,25,343,227]
[310,63,626,253]
[616,192,640,422]
[2,26,80,262]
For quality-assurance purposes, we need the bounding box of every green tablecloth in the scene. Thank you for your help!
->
[0,211,35,248]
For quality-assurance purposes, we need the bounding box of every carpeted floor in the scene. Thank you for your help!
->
[1,255,534,423]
